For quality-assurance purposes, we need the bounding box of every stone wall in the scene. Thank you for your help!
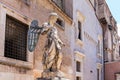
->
[0,0,73,80]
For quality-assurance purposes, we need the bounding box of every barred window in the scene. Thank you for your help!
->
[78,21,82,40]
[56,18,64,29]
[4,15,28,61]
[76,61,81,72]
[52,0,65,10]
[76,76,81,80]
[97,69,100,80]
[23,0,30,6]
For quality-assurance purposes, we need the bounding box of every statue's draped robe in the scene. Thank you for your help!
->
[41,23,63,72]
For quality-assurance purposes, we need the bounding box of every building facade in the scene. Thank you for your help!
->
[0,0,74,80]
[96,0,120,80]
[72,0,103,80]
[0,0,117,80]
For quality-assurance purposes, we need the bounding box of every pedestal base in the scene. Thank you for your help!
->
[37,78,51,80]
[37,70,69,80]
[53,77,69,80]
[37,77,69,80]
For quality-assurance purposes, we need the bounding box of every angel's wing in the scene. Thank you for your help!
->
[27,20,42,52]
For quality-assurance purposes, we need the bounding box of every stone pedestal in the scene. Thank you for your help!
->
[37,71,69,80]
[37,77,69,80]
[37,78,51,80]
[53,77,69,80]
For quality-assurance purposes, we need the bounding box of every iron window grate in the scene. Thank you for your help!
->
[52,0,65,11]
[4,15,28,61]
[76,76,81,80]
[78,21,82,40]
[76,61,81,72]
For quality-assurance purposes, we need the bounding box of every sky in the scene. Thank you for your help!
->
[106,0,120,36]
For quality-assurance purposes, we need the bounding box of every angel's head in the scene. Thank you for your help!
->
[48,12,58,25]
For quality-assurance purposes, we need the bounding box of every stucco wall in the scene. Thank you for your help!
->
[73,0,103,80]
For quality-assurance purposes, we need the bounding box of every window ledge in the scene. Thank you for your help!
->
[76,39,84,47]
[76,72,83,77]
[0,56,33,69]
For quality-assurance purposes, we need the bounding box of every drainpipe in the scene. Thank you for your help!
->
[102,25,105,80]
[102,23,107,80]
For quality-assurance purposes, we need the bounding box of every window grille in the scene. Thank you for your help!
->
[76,61,81,72]
[76,76,81,80]
[97,69,100,80]
[5,15,28,61]
[78,21,82,40]
[56,18,64,28]
[23,0,30,6]
[52,0,65,10]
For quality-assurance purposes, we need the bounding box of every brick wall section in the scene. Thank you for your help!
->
[105,62,120,80]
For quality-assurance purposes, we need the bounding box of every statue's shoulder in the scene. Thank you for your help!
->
[42,22,49,27]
